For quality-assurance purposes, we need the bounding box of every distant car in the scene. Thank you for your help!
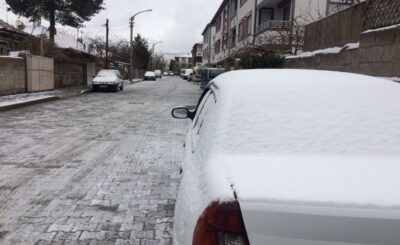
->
[169,71,174,76]
[182,69,193,80]
[171,69,400,245]
[154,70,162,78]
[92,69,124,92]
[200,68,225,90]
[144,71,156,81]
[163,72,169,76]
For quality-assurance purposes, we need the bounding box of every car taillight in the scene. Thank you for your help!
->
[193,201,250,245]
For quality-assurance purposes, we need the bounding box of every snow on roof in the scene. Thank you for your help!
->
[0,19,27,35]
[207,69,400,157]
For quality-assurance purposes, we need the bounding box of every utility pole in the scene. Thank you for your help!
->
[129,17,134,81]
[105,19,109,69]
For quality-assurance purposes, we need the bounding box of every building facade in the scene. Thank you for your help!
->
[174,55,193,71]
[202,0,360,65]
[0,20,28,55]
[191,43,203,68]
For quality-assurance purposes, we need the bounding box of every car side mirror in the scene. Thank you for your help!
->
[172,107,195,120]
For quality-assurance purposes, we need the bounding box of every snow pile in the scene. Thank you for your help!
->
[286,42,360,59]
[0,51,23,59]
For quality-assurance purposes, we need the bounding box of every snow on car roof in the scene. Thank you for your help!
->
[198,69,400,207]
[207,69,400,157]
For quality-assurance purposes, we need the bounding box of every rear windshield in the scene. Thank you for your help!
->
[97,70,118,78]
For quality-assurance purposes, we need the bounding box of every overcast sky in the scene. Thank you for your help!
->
[0,0,221,55]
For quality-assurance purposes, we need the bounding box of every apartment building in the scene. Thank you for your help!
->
[191,43,203,68]
[203,0,359,65]
[174,55,193,71]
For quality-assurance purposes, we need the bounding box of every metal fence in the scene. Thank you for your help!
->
[364,0,400,30]
[304,2,365,51]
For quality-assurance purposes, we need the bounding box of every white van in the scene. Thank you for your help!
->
[154,70,162,78]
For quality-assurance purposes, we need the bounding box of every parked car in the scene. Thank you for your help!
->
[200,67,225,90]
[171,69,400,245]
[182,69,193,80]
[92,69,124,92]
[169,71,174,76]
[144,71,156,81]
[180,69,186,78]
[154,70,162,78]
[163,72,169,76]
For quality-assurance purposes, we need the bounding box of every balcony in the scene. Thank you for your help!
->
[256,20,291,33]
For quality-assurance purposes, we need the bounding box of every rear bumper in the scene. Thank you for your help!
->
[144,77,156,81]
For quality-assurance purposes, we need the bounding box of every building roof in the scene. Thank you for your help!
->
[0,19,28,36]
[210,0,229,24]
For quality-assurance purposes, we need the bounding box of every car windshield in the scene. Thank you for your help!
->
[209,69,224,78]
[97,70,118,78]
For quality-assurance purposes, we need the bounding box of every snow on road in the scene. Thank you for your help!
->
[0,77,200,244]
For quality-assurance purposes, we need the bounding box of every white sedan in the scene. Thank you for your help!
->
[92,69,124,92]
[171,69,400,245]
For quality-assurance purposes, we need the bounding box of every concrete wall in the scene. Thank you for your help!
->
[86,62,96,87]
[26,55,54,93]
[0,57,26,96]
[55,63,84,88]
[284,26,400,78]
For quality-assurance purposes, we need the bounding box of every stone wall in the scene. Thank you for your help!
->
[284,26,400,78]
[0,57,26,96]
[54,63,84,88]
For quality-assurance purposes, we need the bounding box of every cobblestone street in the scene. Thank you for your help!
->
[0,77,201,244]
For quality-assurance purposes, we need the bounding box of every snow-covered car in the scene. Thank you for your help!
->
[144,71,156,81]
[169,71,174,76]
[92,69,124,92]
[182,69,193,80]
[154,70,162,78]
[171,69,400,245]
[163,72,169,76]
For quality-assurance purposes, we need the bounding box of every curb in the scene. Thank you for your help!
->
[0,96,60,112]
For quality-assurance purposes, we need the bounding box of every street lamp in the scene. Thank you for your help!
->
[151,41,163,70]
[129,9,152,81]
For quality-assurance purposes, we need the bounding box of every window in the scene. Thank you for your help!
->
[259,8,274,24]
[215,39,221,54]
[230,0,238,18]
[283,5,291,20]
[193,90,216,131]
[239,14,252,40]
[216,15,222,32]
[230,28,237,47]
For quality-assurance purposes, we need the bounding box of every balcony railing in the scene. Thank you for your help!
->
[256,20,291,33]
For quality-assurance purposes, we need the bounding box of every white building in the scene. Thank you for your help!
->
[202,0,358,65]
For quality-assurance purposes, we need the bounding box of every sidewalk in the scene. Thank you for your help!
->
[0,85,91,112]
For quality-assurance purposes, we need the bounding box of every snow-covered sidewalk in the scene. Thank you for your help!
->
[0,85,91,111]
